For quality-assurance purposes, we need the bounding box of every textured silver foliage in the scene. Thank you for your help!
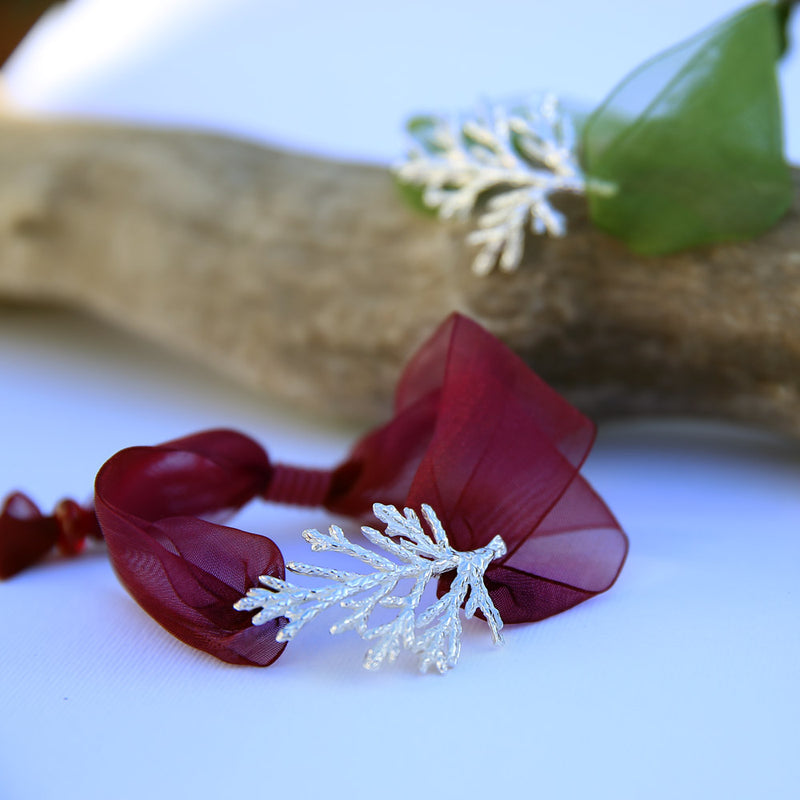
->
[234,503,506,673]
[396,94,589,275]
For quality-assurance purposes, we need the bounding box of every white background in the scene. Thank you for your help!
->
[2,2,799,798]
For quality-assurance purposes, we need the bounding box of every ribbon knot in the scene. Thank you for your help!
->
[262,464,333,507]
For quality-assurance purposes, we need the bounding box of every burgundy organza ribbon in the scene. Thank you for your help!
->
[0,493,102,579]
[1,314,628,666]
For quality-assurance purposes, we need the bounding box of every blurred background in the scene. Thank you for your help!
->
[2,0,799,162]
[0,1,55,65]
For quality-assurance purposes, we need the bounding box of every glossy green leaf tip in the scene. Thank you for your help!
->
[582,3,793,255]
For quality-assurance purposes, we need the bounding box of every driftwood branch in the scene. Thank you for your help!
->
[1,115,800,433]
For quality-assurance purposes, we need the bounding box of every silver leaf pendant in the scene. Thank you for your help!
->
[234,503,507,673]
[395,94,613,275]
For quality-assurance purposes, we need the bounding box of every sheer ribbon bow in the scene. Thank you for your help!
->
[1,315,628,666]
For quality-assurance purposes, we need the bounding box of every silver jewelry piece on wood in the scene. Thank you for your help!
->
[396,94,592,275]
[235,503,506,673]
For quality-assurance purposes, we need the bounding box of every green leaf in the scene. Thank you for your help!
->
[582,3,793,255]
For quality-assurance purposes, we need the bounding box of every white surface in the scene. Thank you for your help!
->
[1,3,799,799]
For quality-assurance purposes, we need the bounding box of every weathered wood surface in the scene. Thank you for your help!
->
[1,115,800,432]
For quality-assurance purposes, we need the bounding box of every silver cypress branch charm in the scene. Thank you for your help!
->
[395,94,592,276]
[234,503,507,673]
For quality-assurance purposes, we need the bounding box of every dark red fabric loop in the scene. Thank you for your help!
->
[0,492,60,579]
[262,463,333,507]
[330,314,629,623]
[94,429,286,666]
